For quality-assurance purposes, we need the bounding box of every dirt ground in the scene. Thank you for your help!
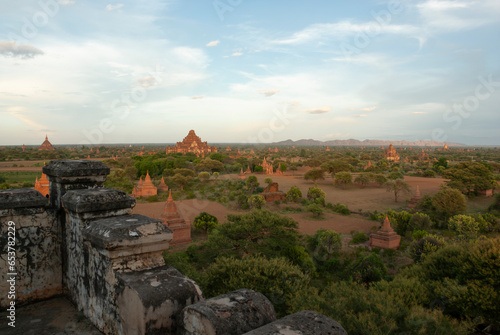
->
[225,172,448,212]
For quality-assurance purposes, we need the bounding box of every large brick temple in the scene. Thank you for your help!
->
[165,130,217,157]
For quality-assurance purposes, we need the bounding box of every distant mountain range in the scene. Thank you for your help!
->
[272,139,466,147]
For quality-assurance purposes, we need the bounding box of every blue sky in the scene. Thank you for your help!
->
[1,0,499,146]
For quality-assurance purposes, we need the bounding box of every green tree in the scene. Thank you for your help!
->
[432,186,467,220]
[245,175,259,194]
[334,172,353,189]
[264,177,273,188]
[304,168,324,184]
[408,235,445,262]
[286,186,302,202]
[373,174,387,186]
[320,160,351,174]
[195,158,224,173]
[197,171,210,183]
[307,187,326,206]
[307,229,342,264]
[444,161,497,196]
[307,203,323,217]
[201,256,310,316]
[447,215,480,241]
[171,173,191,190]
[248,194,266,209]
[279,163,287,173]
[354,173,371,187]
[193,212,219,235]
[386,179,411,202]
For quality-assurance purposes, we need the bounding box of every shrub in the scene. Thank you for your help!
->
[193,212,218,234]
[350,232,368,244]
[307,187,326,206]
[350,252,387,284]
[307,204,323,217]
[201,256,310,317]
[332,203,350,215]
[447,215,480,241]
[408,235,445,262]
[286,186,302,202]
[248,194,266,209]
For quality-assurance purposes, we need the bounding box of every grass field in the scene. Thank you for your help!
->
[0,171,41,184]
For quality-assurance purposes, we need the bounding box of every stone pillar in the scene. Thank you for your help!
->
[243,310,348,335]
[61,188,203,334]
[0,189,61,308]
[60,188,136,333]
[43,160,110,209]
[181,289,276,335]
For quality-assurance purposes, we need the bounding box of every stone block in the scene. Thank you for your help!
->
[62,188,135,214]
[243,310,347,335]
[117,266,203,335]
[0,188,48,209]
[181,289,276,335]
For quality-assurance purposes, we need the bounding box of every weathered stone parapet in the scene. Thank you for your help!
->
[243,310,348,335]
[84,214,172,270]
[0,189,61,308]
[181,289,276,335]
[61,188,136,215]
[0,188,49,210]
[117,266,204,335]
[43,160,110,209]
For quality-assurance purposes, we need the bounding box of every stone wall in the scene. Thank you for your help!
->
[0,189,61,308]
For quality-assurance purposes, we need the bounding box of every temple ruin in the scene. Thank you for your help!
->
[165,130,217,157]
[38,135,56,151]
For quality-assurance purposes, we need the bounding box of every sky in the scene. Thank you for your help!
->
[0,0,499,146]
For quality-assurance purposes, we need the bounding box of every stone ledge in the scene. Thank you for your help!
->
[83,214,172,251]
[0,188,48,209]
[61,188,135,213]
[43,160,110,177]
[181,289,276,335]
[243,310,347,335]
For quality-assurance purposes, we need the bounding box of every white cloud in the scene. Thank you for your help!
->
[59,0,76,5]
[274,21,421,45]
[258,89,280,97]
[191,95,204,100]
[412,111,428,114]
[106,4,124,11]
[305,106,331,114]
[206,40,220,47]
[0,41,43,59]
[137,76,156,88]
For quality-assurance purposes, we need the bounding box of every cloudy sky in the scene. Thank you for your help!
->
[1,0,499,146]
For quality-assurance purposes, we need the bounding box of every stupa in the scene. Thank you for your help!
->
[261,157,273,175]
[369,215,401,249]
[160,190,192,245]
[408,185,421,209]
[38,135,55,151]
[131,172,157,198]
[157,176,168,193]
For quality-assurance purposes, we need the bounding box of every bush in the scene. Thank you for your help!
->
[307,187,326,206]
[332,203,350,215]
[201,256,310,317]
[307,203,323,217]
[193,212,218,234]
[350,252,387,284]
[447,215,480,241]
[408,235,445,262]
[350,232,368,244]
[286,186,302,202]
[248,194,266,209]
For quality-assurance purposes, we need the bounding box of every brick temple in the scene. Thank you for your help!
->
[34,172,50,197]
[384,144,400,162]
[160,190,192,245]
[165,130,217,157]
[369,215,401,249]
[38,135,56,151]
[131,171,157,198]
